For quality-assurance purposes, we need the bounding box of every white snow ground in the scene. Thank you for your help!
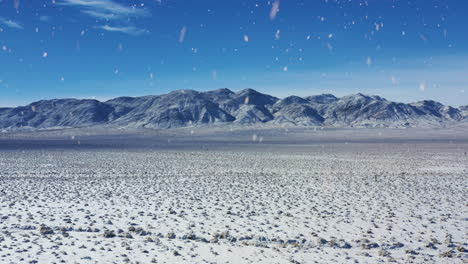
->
[0,127,467,264]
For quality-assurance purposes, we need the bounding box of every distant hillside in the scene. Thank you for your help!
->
[0,89,466,130]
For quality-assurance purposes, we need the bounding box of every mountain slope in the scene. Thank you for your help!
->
[0,99,113,129]
[410,100,463,121]
[0,89,465,130]
[460,105,468,119]
[272,96,324,125]
[307,94,463,127]
[106,90,235,128]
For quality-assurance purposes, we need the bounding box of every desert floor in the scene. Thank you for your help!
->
[0,126,467,263]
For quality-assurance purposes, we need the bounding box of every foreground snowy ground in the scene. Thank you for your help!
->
[0,128,467,263]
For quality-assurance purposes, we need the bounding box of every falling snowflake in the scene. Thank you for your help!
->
[212,70,217,80]
[179,26,187,43]
[252,134,258,142]
[42,51,48,58]
[269,0,280,20]
[419,82,426,92]
[275,29,280,40]
[374,23,380,31]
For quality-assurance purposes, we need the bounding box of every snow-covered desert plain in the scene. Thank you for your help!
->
[0,126,467,264]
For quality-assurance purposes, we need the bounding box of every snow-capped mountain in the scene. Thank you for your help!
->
[0,89,465,130]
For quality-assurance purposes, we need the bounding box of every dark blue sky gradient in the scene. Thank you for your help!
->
[0,0,467,106]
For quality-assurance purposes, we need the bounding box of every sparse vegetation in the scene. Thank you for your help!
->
[0,128,466,263]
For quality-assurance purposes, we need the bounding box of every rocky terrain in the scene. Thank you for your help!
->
[460,105,468,119]
[0,89,466,130]
[0,128,467,263]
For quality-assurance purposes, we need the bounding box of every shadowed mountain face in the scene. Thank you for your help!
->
[105,90,235,128]
[0,89,466,130]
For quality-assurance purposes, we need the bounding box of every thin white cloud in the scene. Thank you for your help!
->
[82,10,118,20]
[0,17,23,29]
[59,0,149,36]
[60,0,148,20]
[96,25,147,36]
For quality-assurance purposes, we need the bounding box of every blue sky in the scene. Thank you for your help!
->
[0,0,467,107]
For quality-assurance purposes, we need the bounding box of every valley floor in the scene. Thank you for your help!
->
[0,127,467,263]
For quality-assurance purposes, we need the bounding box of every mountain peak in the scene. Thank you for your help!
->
[212,88,234,94]
[343,93,386,101]
[276,96,309,105]
[237,88,261,95]
[412,100,443,106]
[234,89,279,105]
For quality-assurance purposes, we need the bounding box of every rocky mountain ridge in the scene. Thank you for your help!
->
[0,88,466,130]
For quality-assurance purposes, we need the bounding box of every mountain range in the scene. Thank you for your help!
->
[0,88,467,130]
